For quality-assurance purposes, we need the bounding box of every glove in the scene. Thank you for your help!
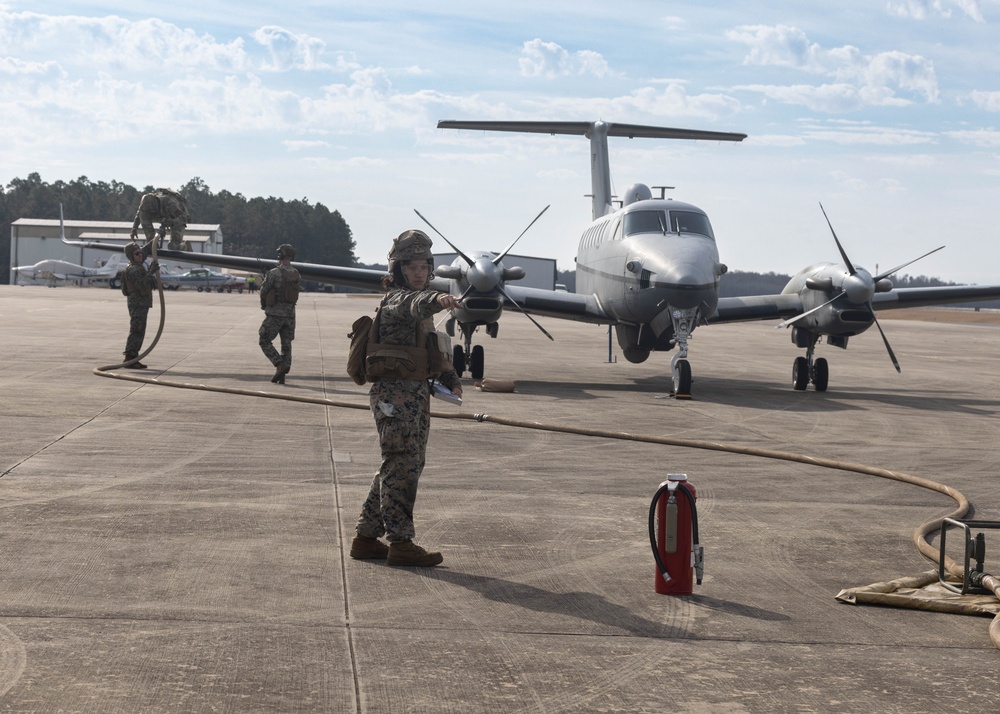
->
[130,229,138,239]
[149,261,160,273]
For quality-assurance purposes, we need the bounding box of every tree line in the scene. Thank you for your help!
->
[1,174,356,284]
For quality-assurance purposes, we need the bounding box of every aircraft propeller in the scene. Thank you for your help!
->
[776,203,944,372]
[414,207,555,340]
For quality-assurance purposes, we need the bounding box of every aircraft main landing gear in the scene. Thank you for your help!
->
[452,344,485,380]
[792,333,829,392]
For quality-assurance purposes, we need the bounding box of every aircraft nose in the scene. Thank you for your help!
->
[654,261,717,309]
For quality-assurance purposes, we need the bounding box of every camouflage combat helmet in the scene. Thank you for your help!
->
[388,229,433,268]
[124,241,143,262]
[276,244,296,260]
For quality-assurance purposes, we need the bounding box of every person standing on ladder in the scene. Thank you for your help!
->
[130,187,191,251]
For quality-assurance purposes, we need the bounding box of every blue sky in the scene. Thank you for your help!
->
[3,1,999,283]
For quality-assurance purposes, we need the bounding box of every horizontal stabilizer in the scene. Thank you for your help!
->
[438,120,746,143]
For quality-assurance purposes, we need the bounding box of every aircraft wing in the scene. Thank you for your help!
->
[711,284,1000,325]
[710,294,805,324]
[501,284,612,324]
[62,239,385,292]
[870,285,1000,310]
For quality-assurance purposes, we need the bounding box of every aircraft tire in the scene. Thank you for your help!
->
[674,359,692,398]
[109,277,121,290]
[197,286,203,292]
[470,345,485,380]
[813,358,829,392]
[453,345,466,376]
[792,356,809,391]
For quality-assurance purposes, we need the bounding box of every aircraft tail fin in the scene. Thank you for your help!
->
[438,120,746,222]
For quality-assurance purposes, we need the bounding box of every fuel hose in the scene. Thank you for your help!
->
[91,332,1000,650]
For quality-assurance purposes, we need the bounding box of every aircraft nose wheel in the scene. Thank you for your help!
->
[792,355,829,391]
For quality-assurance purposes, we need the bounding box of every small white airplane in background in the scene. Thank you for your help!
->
[14,252,124,287]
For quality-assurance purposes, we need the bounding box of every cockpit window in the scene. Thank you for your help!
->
[670,211,714,239]
[623,210,667,237]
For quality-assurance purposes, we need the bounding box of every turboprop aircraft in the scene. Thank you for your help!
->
[13,252,124,287]
[63,119,1000,397]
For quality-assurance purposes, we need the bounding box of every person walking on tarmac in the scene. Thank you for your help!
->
[130,188,191,251]
[121,242,160,369]
[258,244,300,384]
[350,229,463,567]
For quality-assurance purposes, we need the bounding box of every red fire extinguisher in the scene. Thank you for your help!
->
[649,474,703,595]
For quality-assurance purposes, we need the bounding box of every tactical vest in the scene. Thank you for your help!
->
[361,302,453,382]
[264,267,300,306]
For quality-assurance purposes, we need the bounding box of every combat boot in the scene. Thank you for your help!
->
[349,535,389,560]
[271,361,286,384]
[386,540,443,567]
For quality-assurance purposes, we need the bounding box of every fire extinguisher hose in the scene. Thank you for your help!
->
[648,481,699,585]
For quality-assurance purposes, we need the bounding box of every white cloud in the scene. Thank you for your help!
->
[945,128,1000,147]
[253,26,331,72]
[801,123,938,145]
[969,90,1000,112]
[0,10,252,72]
[727,24,939,109]
[283,140,332,151]
[518,39,616,79]
[886,0,986,22]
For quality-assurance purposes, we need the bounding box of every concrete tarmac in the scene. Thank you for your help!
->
[2,285,1000,713]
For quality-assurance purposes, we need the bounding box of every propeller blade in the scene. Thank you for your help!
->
[873,245,945,282]
[497,285,554,340]
[413,209,476,265]
[494,205,550,265]
[775,290,844,329]
[819,202,855,275]
[867,304,901,372]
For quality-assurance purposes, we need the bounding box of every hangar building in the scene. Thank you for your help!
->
[9,217,224,286]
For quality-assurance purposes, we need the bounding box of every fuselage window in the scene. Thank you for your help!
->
[623,210,666,237]
[669,211,715,239]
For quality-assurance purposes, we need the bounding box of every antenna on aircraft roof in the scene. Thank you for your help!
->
[652,186,675,199]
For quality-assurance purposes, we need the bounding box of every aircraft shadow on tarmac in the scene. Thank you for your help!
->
[485,374,1000,415]
[394,568,789,638]
[150,371,999,415]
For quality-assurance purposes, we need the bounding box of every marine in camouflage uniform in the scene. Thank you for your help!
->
[121,242,160,369]
[352,229,463,567]
[258,244,300,384]
[131,188,191,251]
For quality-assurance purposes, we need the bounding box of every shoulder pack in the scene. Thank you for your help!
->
[346,312,375,385]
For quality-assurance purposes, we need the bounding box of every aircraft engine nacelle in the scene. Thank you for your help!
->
[435,265,463,280]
